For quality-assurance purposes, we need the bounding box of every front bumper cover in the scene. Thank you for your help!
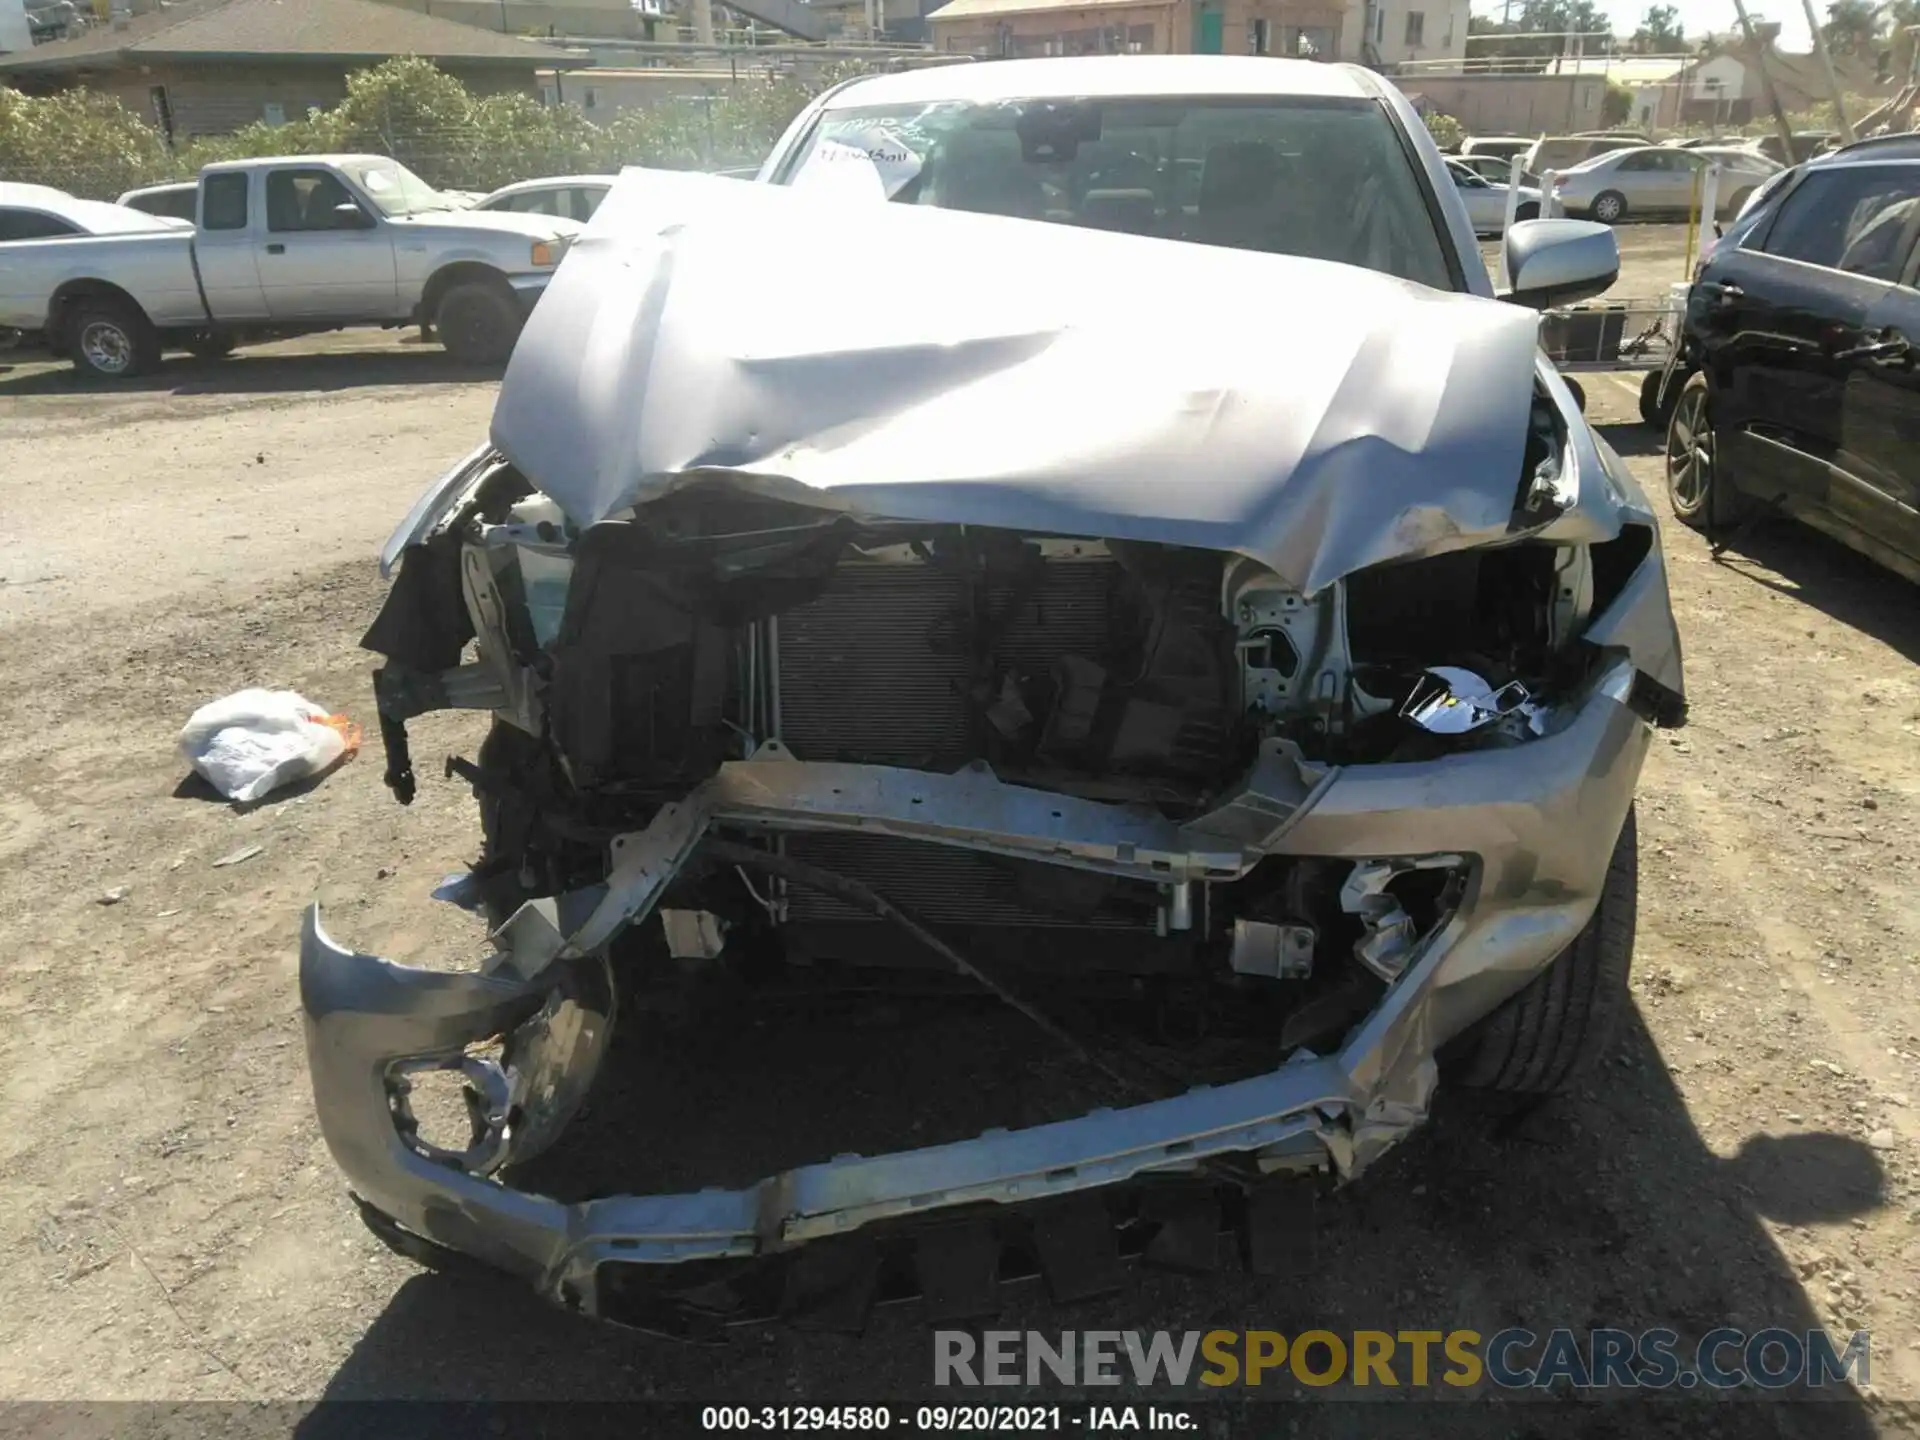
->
[300,656,1652,1323]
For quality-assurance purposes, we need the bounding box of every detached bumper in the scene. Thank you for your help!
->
[301,659,1651,1322]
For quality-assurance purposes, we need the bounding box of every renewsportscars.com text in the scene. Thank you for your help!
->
[934,1328,1870,1391]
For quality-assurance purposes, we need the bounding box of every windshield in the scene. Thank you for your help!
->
[780,95,1453,290]
[339,159,450,218]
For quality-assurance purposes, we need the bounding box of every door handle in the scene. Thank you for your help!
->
[1698,280,1743,301]
[1835,328,1912,364]
[265,243,285,255]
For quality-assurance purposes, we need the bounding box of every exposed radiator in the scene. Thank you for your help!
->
[776,554,1119,769]
[774,553,1149,934]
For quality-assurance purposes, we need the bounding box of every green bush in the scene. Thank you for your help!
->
[0,88,174,197]
[7,56,854,200]
[1424,111,1465,151]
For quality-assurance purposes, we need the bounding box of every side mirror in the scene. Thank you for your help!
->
[1500,218,1619,310]
[332,202,375,230]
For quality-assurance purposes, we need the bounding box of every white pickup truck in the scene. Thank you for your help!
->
[0,154,581,379]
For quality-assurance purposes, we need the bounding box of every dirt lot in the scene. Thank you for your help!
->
[3,234,1920,1431]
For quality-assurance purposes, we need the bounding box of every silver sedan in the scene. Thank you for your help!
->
[1554,145,1780,223]
[1444,157,1543,234]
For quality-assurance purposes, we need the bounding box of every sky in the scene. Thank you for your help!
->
[1469,0,1816,52]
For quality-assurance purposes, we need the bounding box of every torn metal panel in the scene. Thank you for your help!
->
[299,659,1649,1321]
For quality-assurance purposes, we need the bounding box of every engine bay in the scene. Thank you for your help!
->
[361,456,1658,1062]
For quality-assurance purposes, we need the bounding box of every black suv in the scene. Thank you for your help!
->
[1658,150,1920,583]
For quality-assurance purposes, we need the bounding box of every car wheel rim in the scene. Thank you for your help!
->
[1666,390,1711,510]
[80,321,132,375]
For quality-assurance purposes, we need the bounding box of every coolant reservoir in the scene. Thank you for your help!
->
[507,494,569,532]
[502,495,573,648]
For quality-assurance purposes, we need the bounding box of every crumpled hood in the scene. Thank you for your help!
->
[493,168,1561,594]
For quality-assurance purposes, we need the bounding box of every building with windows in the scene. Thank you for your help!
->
[1347,0,1465,66]
[927,0,1347,61]
[0,0,583,139]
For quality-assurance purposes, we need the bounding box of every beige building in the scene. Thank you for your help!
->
[927,0,1345,63]
[1397,72,1607,133]
[0,0,585,138]
[380,0,659,39]
[535,65,744,112]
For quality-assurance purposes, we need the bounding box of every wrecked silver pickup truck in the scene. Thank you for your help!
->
[303,58,1685,1335]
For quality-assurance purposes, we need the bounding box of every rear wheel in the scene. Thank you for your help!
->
[1591,189,1627,224]
[474,719,543,929]
[1665,370,1753,530]
[66,297,160,380]
[1638,367,1679,429]
[1514,201,1540,222]
[1457,808,1637,1095]
[435,279,521,366]
[1722,187,1753,219]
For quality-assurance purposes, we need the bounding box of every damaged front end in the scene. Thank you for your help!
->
[302,180,1683,1332]
[312,448,1677,1333]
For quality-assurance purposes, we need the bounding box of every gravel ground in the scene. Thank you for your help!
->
[2,238,1918,1432]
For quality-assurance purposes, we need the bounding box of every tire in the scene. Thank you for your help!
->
[435,278,521,366]
[66,297,160,380]
[1722,187,1753,220]
[1591,189,1627,224]
[184,332,237,361]
[474,718,542,929]
[1457,807,1637,1095]
[1664,370,1753,531]
[1514,201,1540,222]
[1638,367,1678,430]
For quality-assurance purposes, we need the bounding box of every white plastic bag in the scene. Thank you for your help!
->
[178,689,360,804]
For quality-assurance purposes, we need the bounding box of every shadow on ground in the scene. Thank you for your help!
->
[0,346,491,396]
[300,996,1886,1433]
[1697,516,1920,669]
[1593,417,1665,461]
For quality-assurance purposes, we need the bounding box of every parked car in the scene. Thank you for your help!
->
[1554,144,1778,223]
[1750,130,1838,166]
[1445,155,1543,233]
[471,174,616,223]
[307,56,1684,1332]
[117,181,199,223]
[0,182,188,240]
[1451,152,1530,184]
[1521,134,1638,176]
[1660,150,1920,583]
[0,154,580,377]
[1459,134,1534,163]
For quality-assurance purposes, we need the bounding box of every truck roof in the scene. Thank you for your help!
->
[197,153,396,173]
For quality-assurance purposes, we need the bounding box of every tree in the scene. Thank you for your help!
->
[1468,0,1615,66]
[1821,0,1883,57]
[1602,81,1634,123]
[6,59,867,200]
[1424,111,1464,149]
[1885,0,1920,78]
[1629,4,1685,52]
[0,88,172,199]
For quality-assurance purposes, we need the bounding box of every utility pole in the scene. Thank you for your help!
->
[1798,0,1857,141]
[1731,0,1797,157]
